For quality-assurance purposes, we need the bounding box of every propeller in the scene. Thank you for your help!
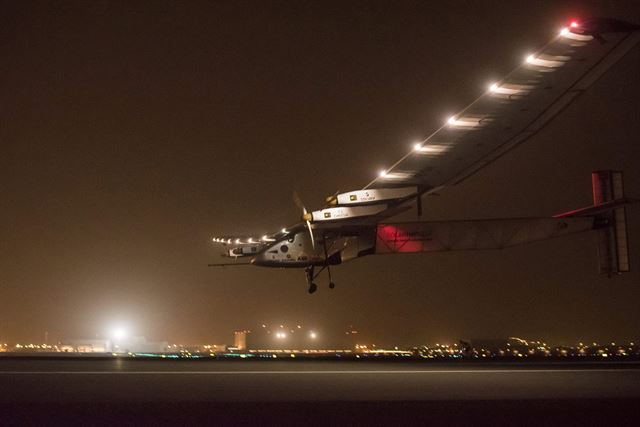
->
[293,191,315,249]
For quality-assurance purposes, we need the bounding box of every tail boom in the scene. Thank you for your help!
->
[375,217,596,254]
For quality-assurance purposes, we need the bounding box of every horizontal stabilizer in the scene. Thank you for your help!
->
[208,262,252,267]
[553,198,637,218]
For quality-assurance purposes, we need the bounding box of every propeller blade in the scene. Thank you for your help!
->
[293,191,306,212]
[306,220,315,249]
[294,190,314,248]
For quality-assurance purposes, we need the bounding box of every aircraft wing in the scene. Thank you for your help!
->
[364,18,640,194]
[210,19,640,252]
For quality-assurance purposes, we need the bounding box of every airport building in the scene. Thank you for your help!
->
[60,336,169,354]
[111,336,169,353]
[60,339,111,353]
[233,324,360,353]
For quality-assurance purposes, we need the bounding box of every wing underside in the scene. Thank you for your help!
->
[210,19,640,255]
[367,19,640,193]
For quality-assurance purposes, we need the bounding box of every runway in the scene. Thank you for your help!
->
[1,359,639,425]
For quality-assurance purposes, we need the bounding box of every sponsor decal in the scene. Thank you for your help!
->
[360,191,375,201]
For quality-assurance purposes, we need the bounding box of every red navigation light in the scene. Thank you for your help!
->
[570,21,579,28]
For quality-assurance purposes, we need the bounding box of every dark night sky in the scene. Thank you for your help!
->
[1,1,639,346]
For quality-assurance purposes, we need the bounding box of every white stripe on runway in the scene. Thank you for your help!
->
[0,369,637,375]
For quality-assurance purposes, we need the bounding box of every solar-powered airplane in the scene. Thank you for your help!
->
[210,18,639,294]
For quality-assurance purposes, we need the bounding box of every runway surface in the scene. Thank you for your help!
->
[1,359,639,425]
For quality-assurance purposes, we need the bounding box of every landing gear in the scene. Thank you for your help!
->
[323,236,336,290]
[305,266,317,294]
[326,258,335,290]
[304,264,335,294]
[304,237,339,294]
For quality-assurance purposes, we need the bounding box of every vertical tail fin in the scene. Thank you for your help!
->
[593,171,630,276]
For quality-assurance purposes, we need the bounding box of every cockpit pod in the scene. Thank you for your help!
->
[228,246,259,257]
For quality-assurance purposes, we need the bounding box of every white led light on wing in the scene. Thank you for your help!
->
[414,144,447,154]
[378,171,412,180]
[488,82,526,96]
[561,31,594,41]
[447,116,482,128]
[525,54,568,68]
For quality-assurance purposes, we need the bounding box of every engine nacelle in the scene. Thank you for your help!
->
[310,204,388,222]
[326,187,417,206]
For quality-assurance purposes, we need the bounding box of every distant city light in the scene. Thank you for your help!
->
[309,332,317,339]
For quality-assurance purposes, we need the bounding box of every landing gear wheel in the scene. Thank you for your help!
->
[329,282,335,289]
[308,283,318,294]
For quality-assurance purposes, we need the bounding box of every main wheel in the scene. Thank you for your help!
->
[329,282,335,289]
[308,283,318,294]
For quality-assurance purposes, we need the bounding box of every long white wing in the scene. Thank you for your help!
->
[365,18,640,193]
[211,19,640,246]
